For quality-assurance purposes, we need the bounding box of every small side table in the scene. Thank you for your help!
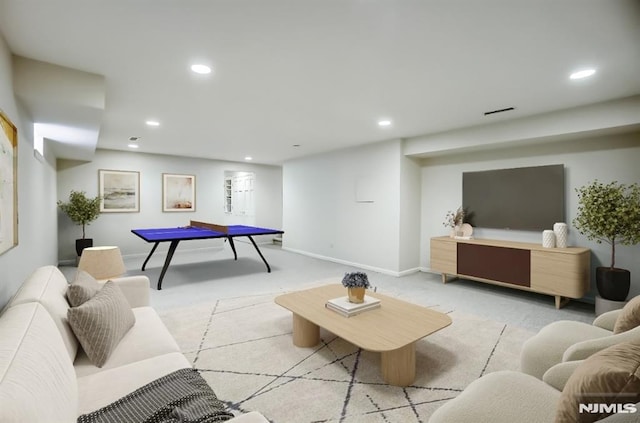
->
[595,295,628,317]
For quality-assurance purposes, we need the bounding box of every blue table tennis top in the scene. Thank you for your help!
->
[132,225,284,243]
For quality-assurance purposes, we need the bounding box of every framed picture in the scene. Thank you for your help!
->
[99,169,140,212]
[163,173,195,212]
[0,110,18,256]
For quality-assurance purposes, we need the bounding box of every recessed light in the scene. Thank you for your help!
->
[191,64,212,74]
[378,119,392,127]
[146,120,160,127]
[128,143,139,149]
[570,69,596,80]
[244,156,253,161]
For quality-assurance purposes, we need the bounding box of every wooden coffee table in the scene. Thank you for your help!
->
[275,284,452,386]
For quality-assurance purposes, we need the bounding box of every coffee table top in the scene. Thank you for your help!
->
[275,284,452,352]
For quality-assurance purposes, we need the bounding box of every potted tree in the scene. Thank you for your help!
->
[573,180,640,301]
[57,190,102,256]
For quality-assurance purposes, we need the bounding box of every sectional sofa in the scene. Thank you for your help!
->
[0,265,267,422]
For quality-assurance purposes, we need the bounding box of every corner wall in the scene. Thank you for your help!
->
[421,132,640,299]
[0,38,58,309]
[56,149,282,261]
[282,139,422,275]
[399,154,421,274]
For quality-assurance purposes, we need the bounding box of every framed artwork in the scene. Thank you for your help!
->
[163,173,195,212]
[0,110,18,256]
[99,169,140,212]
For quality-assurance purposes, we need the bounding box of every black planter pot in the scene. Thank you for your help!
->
[596,267,631,301]
[75,238,93,256]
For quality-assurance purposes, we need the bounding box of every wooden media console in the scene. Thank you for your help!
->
[430,236,590,308]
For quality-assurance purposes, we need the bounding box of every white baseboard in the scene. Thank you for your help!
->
[282,247,420,277]
[397,267,422,277]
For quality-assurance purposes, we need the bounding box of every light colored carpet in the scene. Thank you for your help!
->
[160,286,534,423]
[61,241,595,332]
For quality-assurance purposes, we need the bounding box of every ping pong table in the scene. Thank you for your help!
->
[131,220,284,290]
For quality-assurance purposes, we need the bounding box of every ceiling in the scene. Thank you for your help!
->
[1,0,639,165]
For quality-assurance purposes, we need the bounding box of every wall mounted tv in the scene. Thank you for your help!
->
[462,164,565,231]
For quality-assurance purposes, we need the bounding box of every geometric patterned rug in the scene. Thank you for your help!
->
[160,289,533,423]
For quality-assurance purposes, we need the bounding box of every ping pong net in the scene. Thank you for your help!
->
[189,220,229,234]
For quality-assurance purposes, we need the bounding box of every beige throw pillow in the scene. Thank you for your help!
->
[555,341,640,423]
[613,295,640,334]
[67,281,135,367]
[67,270,101,307]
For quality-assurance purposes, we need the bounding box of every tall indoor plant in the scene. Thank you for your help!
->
[57,190,102,256]
[573,180,640,301]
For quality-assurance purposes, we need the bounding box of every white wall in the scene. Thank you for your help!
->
[421,131,640,299]
[57,149,282,261]
[404,96,640,157]
[283,139,421,275]
[0,35,59,309]
[398,154,421,274]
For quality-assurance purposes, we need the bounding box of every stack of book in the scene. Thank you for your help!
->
[325,296,381,317]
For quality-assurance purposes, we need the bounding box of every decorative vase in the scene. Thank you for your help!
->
[553,222,568,248]
[347,287,366,303]
[542,230,555,248]
[596,267,631,301]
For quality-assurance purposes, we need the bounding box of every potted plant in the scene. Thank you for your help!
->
[57,190,102,256]
[573,180,640,301]
[443,206,464,229]
[341,272,370,304]
[443,206,473,238]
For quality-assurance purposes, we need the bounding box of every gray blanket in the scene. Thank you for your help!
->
[77,368,235,423]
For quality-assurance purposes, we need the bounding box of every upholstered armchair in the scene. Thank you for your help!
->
[429,341,640,423]
[521,296,640,380]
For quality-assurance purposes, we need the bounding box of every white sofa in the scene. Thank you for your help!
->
[0,265,267,423]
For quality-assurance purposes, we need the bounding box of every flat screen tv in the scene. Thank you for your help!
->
[462,164,565,231]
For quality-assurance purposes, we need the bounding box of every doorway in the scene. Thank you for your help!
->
[224,171,255,226]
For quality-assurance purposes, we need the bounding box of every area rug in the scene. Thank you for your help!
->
[160,290,534,423]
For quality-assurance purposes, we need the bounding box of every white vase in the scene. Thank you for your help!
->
[553,222,568,248]
[451,225,464,238]
[542,230,556,248]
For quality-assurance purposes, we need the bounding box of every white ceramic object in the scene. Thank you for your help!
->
[553,222,568,248]
[461,223,474,237]
[542,230,556,248]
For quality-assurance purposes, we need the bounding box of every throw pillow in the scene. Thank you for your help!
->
[613,295,640,334]
[67,281,136,367]
[67,270,101,307]
[555,341,640,423]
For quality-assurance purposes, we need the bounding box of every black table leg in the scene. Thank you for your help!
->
[246,235,272,272]
[227,236,238,260]
[157,240,180,290]
[141,242,160,271]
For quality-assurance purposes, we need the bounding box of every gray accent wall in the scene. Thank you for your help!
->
[0,35,58,309]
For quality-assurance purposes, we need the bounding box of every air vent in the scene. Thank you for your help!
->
[484,107,515,116]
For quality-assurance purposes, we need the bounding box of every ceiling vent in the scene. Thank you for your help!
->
[484,107,515,116]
